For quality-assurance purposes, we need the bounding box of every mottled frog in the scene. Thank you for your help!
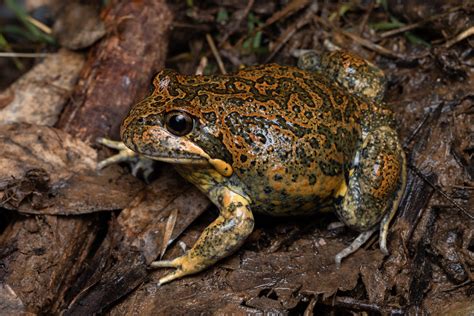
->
[99,51,406,285]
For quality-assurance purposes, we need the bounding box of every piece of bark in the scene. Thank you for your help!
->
[0,213,103,314]
[107,225,384,315]
[0,0,173,314]
[0,49,84,126]
[64,168,210,315]
[56,0,173,143]
[0,123,143,215]
[53,2,106,50]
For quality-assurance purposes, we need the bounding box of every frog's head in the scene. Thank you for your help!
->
[120,69,234,176]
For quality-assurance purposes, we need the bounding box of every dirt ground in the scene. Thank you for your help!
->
[0,0,473,315]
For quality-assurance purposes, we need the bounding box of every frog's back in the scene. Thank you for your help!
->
[221,65,367,214]
[155,64,376,215]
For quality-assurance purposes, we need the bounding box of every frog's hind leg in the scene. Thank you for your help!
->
[151,185,254,286]
[334,126,406,263]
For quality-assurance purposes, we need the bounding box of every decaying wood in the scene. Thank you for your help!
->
[56,0,173,143]
[64,169,210,315]
[0,0,173,314]
[0,49,84,126]
[0,124,143,215]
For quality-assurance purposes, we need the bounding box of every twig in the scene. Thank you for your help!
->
[403,105,435,148]
[339,29,404,59]
[379,6,464,39]
[303,296,318,316]
[313,15,402,59]
[264,6,314,63]
[444,26,474,48]
[358,1,374,34]
[234,0,310,53]
[0,52,50,58]
[218,0,254,45]
[195,56,208,75]
[26,16,52,34]
[322,296,405,314]
[206,33,226,74]
[379,20,428,39]
[263,0,310,28]
[409,164,473,220]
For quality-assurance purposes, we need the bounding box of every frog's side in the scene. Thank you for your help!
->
[113,51,406,285]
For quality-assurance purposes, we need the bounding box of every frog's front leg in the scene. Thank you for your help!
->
[96,138,138,169]
[96,137,156,180]
[151,182,255,286]
[335,126,406,265]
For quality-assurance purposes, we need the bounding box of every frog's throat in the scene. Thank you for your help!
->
[145,155,233,178]
[172,139,234,177]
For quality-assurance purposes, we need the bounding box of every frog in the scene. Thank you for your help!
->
[98,50,407,286]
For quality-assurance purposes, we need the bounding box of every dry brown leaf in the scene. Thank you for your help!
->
[0,50,84,126]
[0,123,143,214]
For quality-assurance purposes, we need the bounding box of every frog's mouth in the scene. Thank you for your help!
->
[121,123,233,177]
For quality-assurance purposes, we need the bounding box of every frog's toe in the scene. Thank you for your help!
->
[150,258,180,269]
[157,269,188,286]
[96,137,139,170]
[150,255,204,286]
[96,137,128,150]
[151,258,187,286]
[334,227,377,267]
[378,209,393,255]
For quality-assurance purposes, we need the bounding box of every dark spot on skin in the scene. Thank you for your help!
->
[319,159,343,176]
[304,111,313,119]
[203,112,216,122]
[264,186,272,194]
[309,137,320,149]
[308,174,317,185]
[229,98,245,107]
[293,71,303,78]
[168,87,180,97]
[292,174,298,182]
[240,155,248,163]
[278,150,290,161]
[256,133,267,144]
[198,94,209,105]
[226,83,235,91]
[274,174,283,181]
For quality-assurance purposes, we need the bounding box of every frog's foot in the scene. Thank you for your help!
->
[150,184,255,286]
[334,126,406,263]
[97,137,156,180]
[151,254,212,286]
[335,227,377,267]
[297,50,387,102]
[96,138,138,169]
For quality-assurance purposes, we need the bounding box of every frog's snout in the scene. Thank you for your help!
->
[120,116,214,165]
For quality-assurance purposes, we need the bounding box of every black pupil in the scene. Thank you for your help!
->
[169,114,188,132]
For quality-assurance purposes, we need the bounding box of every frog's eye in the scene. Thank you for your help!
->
[164,111,194,136]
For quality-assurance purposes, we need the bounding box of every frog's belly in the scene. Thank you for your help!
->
[247,173,345,216]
